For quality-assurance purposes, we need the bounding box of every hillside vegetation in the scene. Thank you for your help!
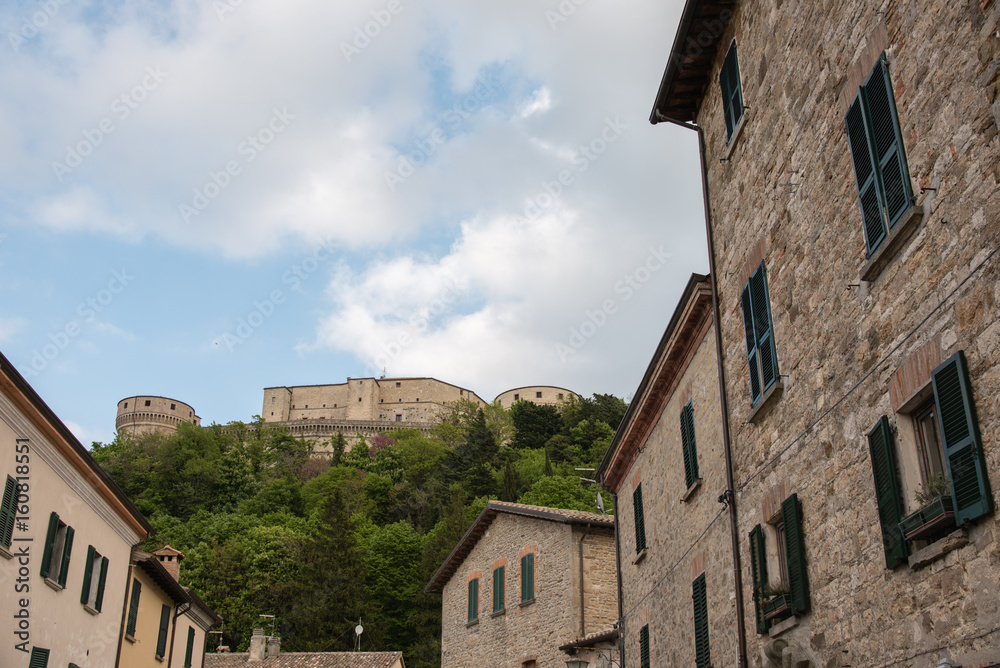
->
[90,394,625,666]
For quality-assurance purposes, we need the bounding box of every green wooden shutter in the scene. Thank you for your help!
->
[748,525,768,633]
[28,647,49,668]
[845,92,886,253]
[680,402,699,488]
[493,566,505,612]
[750,266,779,393]
[185,626,196,667]
[867,417,909,568]
[781,494,809,615]
[633,484,646,553]
[96,556,109,612]
[156,603,171,657]
[126,578,142,637]
[864,56,912,230]
[521,553,534,601]
[720,42,743,141]
[741,285,762,403]
[639,624,650,668]
[933,351,993,525]
[40,512,58,579]
[1,476,17,548]
[692,574,711,668]
[81,545,96,605]
[58,524,74,587]
[468,578,478,622]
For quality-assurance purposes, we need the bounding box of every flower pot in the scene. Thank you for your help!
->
[762,592,791,621]
[899,495,955,542]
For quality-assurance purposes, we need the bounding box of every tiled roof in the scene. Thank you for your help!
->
[559,628,620,650]
[204,652,403,668]
[425,501,613,593]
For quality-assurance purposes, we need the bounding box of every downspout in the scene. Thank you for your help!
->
[654,111,749,668]
[169,601,193,667]
[610,491,624,668]
[578,523,592,638]
[114,562,135,668]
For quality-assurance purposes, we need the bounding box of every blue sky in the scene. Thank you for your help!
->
[0,0,707,445]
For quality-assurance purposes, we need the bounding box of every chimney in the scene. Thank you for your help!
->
[153,546,185,581]
[266,636,281,657]
[248,629,267,662]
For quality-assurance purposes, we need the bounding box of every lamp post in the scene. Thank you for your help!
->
[566,659,590,668]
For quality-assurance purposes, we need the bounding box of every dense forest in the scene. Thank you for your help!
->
[91,394,626,666]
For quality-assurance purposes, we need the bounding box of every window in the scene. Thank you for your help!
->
[467,578,479,623]
[741,262,779,407]
[536,391,542,398]
[719,41,745,143]
[680,401,699,488]
[492,566,505,613]
[396,382,401,387]
[28,647,49,668]
[558,393,564,400]
[639,624,650,668]
[514,394,519,401]
[170,403,176,410]
[692,574,710,668]
[396,414,402,422]
[145,400,151,406]
[844,53,914,255]
[520,553,534,602]
[156,603,171,658]
[185,626,196,667]
[126,578,142,638]
[80,546,109,612]
[2,475,19,550]
[40,512,74,587]
[633,484,646,553]
[749,494,809,633]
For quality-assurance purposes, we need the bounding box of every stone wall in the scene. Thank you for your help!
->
[495,386,579,410]
[693,0,1000,665]
[116,395,200,437]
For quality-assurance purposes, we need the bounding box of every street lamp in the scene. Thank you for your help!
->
[565,659,590,668]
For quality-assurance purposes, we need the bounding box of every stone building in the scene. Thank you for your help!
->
[645,0,1000,666]
[494,386,580,410]
[116,395,201,438]
[596,275,736,668]
[0,349,153,668]
[204,629,405,667]
[425,501,617,668]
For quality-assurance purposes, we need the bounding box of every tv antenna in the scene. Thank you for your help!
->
[355,617,364,651]
[259,614,276,637]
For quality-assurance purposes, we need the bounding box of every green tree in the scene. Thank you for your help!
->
[510,401,562,450]
[518,476,597,512]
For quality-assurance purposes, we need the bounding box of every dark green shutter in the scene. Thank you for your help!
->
[1,476,17,548]
[933,351,993,525]
[743,263,779,405]
[58,524,74,587]
[692,574,711,668]
[468,578,478,622]
[781,494,809,615]
[845,93,886,253]
[126,578,142,637]
[680,402,699,488]
[521,553,534,601]
[156,603,171,657]
[748,525,768,633]
[185,626,196,667]
[40,512,58,579]
[633,484,646,553]
[867,417,909,568]
[28,647,49,668]
[493,566,505,612]
[96,556,109,612]
[864,56,912,230]
[741,286,761,403]
[639,624,650,668]
[720,42,743,141]
[81,545,96,605]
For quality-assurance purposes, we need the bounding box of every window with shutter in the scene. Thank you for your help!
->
[1,476,18,549]
[781,494,809,615]
[741,262,779,407]
[748,525,768,633]
[28,647,49,668]
[156,603,171,658]
[932,351,993,525]
[633,484,646,553]
[40,512,73,587]
[844,54,914,255]
[493,566,505,613]
[639,624,650,668]
[680,401,699,488]
[520,553,534,602]
[867,417,909,568]
[719,41,745,142]
[185,626,196,667]
[468,578,479,623]
[81,546,110,611]
[126,579,142,638]
[692,574,711,668]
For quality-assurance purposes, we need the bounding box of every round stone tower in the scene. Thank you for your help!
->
[116,395,200,438]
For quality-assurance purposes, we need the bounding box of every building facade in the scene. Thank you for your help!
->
[494,386,580,410]
[116,395,201,438]
[646,0,1000,666]
[0,350,153,668]
[426,501,617,668]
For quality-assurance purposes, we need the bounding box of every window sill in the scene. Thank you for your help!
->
[908,527,969,570]
[125,634,137,644]
[0,544,13,560]
[156,654,165,663]
[519,598,535,608]
[768,614,799,638]
[83,603,99,616]
[43,577,64,592]
[748,380,783,425]
[465,619,480,629]
[490,609,506,618]
[682,478,704,503]
[859,204,924,283]
[723,112,748,161]
[632,547,648,565]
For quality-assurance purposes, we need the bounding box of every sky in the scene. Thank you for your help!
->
[0,0,708,446]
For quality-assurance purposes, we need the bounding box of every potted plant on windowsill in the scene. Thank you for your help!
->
[898,474,955,542]
[761,586,792,621]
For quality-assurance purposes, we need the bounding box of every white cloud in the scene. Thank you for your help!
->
[518,86,552,120]
[0,316,27,344]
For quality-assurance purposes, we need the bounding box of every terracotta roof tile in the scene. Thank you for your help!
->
[204,652,403,668]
